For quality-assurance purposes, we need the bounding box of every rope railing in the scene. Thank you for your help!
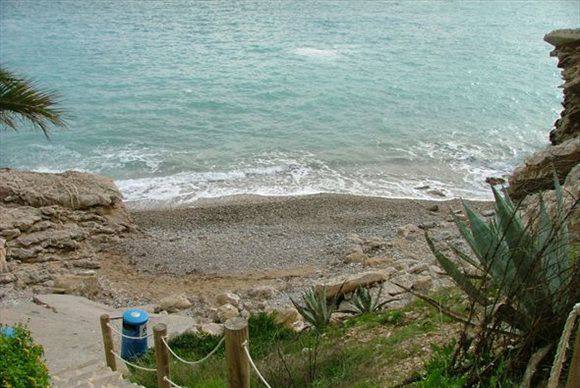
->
[162,336,224,366]
[107,322,154,340]
[163,376,183,388]
[242,340,272,388]
[110,350,157,372]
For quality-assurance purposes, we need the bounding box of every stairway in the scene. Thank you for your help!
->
[52,358,143,388]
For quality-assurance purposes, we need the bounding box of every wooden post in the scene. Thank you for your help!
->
[225,317,250,388]
[565,324,580,388]
[154,323,170,388]
[99,314,117,371]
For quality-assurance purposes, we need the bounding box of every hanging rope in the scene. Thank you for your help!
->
[110,350,157,372]
[548,303,580,388]
[242,340,272,388]
[163,376,183,388]
[107,323,154,340]
[161,336,224,366]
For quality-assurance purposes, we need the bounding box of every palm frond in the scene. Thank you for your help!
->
[0,67,66,137]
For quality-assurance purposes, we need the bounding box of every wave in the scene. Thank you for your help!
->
[115,158,499,208]
[293,47,339,58]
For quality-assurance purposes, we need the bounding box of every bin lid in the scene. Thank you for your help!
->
[123,309,149,326]
[0,326,15,338]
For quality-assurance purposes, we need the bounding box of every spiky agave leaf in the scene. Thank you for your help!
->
[461,203,516,296]
[0,67,66,137]
[425,233,488,306]
[291,287,335,330]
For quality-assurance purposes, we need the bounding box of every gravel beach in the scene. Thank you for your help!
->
[119,194,493,276]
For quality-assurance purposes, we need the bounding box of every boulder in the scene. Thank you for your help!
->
[198,322,224,336]
[216,292,241,307]
[509,138,579,200]
[363,257,389,267]
[52,274,99,297]
[247,286,277,300]
[413,275,433,291]
[156,294,193,313]
[316,271,388,299]
[0,169,124,210]
[344,251,368,264]
[397,224,421,240]
[217,303,239,322]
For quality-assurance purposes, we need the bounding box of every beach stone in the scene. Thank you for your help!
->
[363,257,389,267]
[427,204,439,212]
[427,189,446,197]
[482,210,495,217]
[273,307,301,329]
[346,233,364,245]
[247,286,277,300]
[346,244,363,254]
[363,236,385,251]
[409,263,429,274]
[52,274,99,296]
[198,322,224,336]
[216,292,241,307]
[397,224,421,240]
[418,221,437,230]
[344,251,368,264]
[156,293,193,313]
[217,303,239,322]
[317,271,388,299]
[413,275,433,291]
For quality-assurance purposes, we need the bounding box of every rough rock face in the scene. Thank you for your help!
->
[509,29,580,201]
[509,137,579,199]
[545,29,580,145]
[0,169,134,293]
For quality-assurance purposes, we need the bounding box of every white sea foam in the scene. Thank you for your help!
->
[293,47,339,58]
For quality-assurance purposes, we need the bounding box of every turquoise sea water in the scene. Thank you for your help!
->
[0,1,578,205]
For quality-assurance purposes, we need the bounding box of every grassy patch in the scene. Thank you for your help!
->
[128,288,467,387]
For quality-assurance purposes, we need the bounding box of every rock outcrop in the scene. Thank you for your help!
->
[0,169,135,293]
[545,29,580,145]
[509,29,580,201]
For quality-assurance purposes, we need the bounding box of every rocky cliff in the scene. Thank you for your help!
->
[0,169,135,294]
[509,29,580,201]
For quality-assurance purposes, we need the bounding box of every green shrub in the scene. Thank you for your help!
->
[342,285,397,315]
[291,287,336,331]
[0,324,50,388]
[422,176,578,384]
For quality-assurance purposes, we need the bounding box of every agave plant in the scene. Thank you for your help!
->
[342,285,397,315]
[419,176,578,383]
[291,287,336,331]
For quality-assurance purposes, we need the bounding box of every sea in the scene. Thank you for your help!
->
[0,1,578,206]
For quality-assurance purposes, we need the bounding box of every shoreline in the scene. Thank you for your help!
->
[122,191,494,211]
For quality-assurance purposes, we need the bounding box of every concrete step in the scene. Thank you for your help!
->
[52,359,105,383]
[52,361,144,388]
[53,366,111,387]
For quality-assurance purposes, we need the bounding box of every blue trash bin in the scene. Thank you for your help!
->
[0,326,15,338]
[121,308,149,360]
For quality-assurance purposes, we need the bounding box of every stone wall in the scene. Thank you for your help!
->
[509,29,579,201]
[0,169,135,292]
